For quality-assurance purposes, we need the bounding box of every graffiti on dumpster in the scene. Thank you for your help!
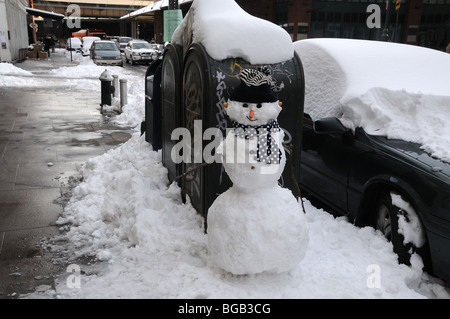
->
[184,67,203,205]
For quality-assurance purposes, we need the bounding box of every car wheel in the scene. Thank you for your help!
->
[374,190,430,269]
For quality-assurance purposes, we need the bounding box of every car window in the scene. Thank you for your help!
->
[120,37,132,44]
[133,42,151,49]
[95,42,118,51]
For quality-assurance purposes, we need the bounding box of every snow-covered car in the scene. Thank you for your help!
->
[81,36,101,56]
[89,40,123,67]
[66,37,82,52]
[118,36,132,52]
[124,40,158,65]
[294,38,450,283]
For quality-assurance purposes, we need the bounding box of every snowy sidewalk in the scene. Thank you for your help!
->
[0,50,134,298]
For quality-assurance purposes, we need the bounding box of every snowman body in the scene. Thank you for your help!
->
[207,68,309,275]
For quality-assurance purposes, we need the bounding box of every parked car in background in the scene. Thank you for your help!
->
[118,36,132,52]
[293,38,450,283]
[89,40,123,67]
[106,36,121,50]
[66,37,82,52]
[81,36,101,56]
[124,40,157,65]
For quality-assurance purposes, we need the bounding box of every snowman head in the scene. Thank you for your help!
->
[224,67,282,126]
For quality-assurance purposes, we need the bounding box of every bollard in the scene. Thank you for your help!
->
[120,79,128,112]
[99,69,115,107]
[112,74,119,98]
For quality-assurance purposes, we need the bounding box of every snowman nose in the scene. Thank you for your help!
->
[249,109,255,119]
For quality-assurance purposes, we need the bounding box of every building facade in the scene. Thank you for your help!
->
[27,0,450,52]
[0,0,29,62]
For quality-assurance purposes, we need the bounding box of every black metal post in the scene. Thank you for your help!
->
[381,0,393,41]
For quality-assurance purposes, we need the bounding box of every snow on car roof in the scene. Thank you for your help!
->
[294,38,450,163]
[171,0,294,64]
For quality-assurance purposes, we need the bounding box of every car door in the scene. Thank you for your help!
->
[299,114,357,213]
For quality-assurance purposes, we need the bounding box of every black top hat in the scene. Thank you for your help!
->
[229,67,278,103]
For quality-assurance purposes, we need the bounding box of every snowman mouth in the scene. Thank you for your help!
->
[246,116,257,121]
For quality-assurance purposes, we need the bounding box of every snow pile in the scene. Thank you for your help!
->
[294,38,450,163]
[172,0,294,64]
[0,62,33,76]
[24,133,449,299]
[392,193,426,248]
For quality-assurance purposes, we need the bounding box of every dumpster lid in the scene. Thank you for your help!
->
[99,69,113,81]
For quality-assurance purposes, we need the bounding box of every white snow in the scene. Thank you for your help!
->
[294,38,450,163]
[391,193,426,248]
[172,0,294,64]
[0,62,33,76]
[1,0,449,299]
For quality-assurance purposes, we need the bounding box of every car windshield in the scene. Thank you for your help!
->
[119,37,132,43]
[95,42,118,51]
[133,42,151,49]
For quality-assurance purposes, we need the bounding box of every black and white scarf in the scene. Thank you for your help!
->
[232,119,282,164]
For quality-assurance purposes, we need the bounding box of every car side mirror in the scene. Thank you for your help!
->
[313,117,348,134]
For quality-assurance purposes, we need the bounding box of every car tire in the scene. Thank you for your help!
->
[374,190,430,269]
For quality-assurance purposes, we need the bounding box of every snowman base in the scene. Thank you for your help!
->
[207,185,309,275]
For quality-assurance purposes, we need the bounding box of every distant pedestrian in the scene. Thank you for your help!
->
[43,35,52,57]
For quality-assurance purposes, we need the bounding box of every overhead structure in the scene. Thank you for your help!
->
[120,0,192,20]
[26,7,64,20]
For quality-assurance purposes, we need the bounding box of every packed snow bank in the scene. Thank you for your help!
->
[0,62,33,76]
[294,38,450,163]
[25,133,450,299]
[172,0,294,64]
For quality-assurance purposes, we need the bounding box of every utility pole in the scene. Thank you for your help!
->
[381,0,393,41]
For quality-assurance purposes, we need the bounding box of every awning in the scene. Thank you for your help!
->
[26,7,65,21]
[120,0,192,20]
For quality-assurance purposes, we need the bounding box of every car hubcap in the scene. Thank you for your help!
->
[376,204,392,241]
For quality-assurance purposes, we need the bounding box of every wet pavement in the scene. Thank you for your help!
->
[0,51,135,298]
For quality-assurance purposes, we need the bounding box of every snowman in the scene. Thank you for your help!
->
[207,67,309,275]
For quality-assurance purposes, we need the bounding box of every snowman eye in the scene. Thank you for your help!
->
[243,103,248,108]
[257,103,262,109]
